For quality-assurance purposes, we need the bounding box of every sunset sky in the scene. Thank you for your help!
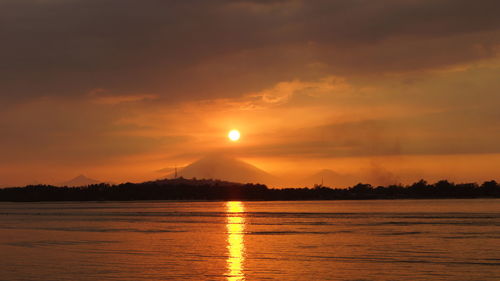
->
[1,0,500,187]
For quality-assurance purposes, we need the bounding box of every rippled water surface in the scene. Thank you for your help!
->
[0,199,499,280]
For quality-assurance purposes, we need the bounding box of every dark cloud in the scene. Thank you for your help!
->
[1,0,500,103]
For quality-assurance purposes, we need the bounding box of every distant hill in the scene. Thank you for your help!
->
[173,155,280,186]
[299,169,358,188]
[58,175,100,187]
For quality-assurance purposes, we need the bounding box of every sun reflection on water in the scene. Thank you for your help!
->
[226,201,245,281]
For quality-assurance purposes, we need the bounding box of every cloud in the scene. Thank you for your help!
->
[247,76,349,105]
[228,106,500,160]
[0,98,188,165]
[88,89,158,105]
[2,0,500,185]
[1,0,500,104]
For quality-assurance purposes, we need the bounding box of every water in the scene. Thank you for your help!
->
[0,199,499,281]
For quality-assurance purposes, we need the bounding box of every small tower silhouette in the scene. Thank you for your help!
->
[174,166,178,179]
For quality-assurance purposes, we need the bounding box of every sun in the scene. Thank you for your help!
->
[228,129,241,142]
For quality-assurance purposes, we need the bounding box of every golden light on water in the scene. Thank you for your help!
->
[226,201,245,281]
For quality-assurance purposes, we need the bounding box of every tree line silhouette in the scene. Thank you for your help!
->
[0,178,499,202]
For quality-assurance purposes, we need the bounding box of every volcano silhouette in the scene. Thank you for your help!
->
[59,174,100,187]
[176,155,279,186]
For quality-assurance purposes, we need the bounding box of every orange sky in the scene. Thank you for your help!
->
[1,1,500,187]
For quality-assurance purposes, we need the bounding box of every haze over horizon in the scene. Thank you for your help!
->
[1,0,500,187]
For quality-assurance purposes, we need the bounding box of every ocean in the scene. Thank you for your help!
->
[0,199,499,280]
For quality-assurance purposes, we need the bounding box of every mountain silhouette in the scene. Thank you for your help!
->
[299,169,358,188]
[173,155,280,186]
[59,174,100,187]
